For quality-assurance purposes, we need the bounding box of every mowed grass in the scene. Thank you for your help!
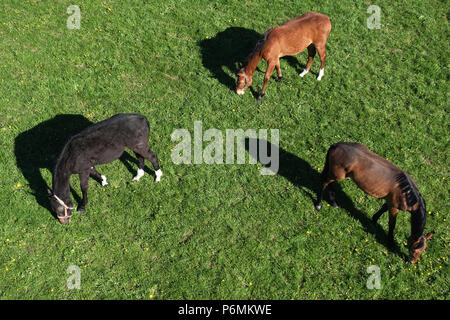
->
[0,0,448,299]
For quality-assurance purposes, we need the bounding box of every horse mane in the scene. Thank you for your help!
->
[395,172,422,208]
[242,27,274,67]
[52,136,74,182]
[396,172,426,241]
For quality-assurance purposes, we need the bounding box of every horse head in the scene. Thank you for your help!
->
[236,68,252,95]
[47,188,74,224]
[408,232,434,264]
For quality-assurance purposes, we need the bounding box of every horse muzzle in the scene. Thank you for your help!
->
[236,88,246,95]
[58,216,72,224]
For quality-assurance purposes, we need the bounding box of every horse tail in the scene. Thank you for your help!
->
[320,143,340,180]
[396,172,426,239]
[243,27,274,66]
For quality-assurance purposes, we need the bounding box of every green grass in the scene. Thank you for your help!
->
[0,0,448,299]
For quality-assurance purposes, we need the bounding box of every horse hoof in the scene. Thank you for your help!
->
[314,203,322,211]
[332,202,338,208]
[78,207,85,213]
[276,77,282,82]
[257,96,263,103]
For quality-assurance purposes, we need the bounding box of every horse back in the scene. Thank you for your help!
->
[66,113,150,169]
[265,12,331,57]
[328,142,402,199]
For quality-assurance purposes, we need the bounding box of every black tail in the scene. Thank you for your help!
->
[321,143,340,180]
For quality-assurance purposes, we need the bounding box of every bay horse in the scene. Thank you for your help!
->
[48,113,162,224]
[236,12,331,102]
[314,142,434,264]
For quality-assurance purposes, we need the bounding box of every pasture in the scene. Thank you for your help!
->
[0,0,448,299]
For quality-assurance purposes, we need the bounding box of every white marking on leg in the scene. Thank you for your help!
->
[317,68,324,81]
[101,175,108,187]
[133,168,145,181]
[155,169,162,183]
[299,69,309,77]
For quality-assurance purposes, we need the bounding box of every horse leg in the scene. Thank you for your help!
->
[387,207,399,247]
[300,44,316,77]
[327,182,339,208]
[315,45,327,81]
[78,171,89,212]
[372,203,388,223]
[90,166,108,187]
[132,153,145,181]
[257,61,276,103]
[132,146,162,182]
[275,59,282,82]
[314,178,334,211]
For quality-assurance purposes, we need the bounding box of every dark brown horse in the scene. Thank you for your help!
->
[236,12,331,102]
[315,142,434,264]
[48,113,162,224]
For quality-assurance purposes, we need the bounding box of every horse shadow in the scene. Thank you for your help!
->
[198,26,262,91]
[245,138,405,259]
[14,114,144,218]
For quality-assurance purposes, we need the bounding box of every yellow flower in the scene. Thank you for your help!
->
[16,182,21,188]
[149,294,153,299]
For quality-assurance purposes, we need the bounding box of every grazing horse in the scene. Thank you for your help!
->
[236,12,331,102]
[314,142,434,264]
[48,113,162,224]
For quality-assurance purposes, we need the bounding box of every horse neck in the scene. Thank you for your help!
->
[243,50,262,79]
[52,154,72,202]
[410,202,426,241]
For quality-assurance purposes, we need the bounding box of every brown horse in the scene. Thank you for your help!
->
[315,142,434,264]
[236,12,331,102]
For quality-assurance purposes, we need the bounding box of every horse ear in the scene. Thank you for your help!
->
[47,188,53,197]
